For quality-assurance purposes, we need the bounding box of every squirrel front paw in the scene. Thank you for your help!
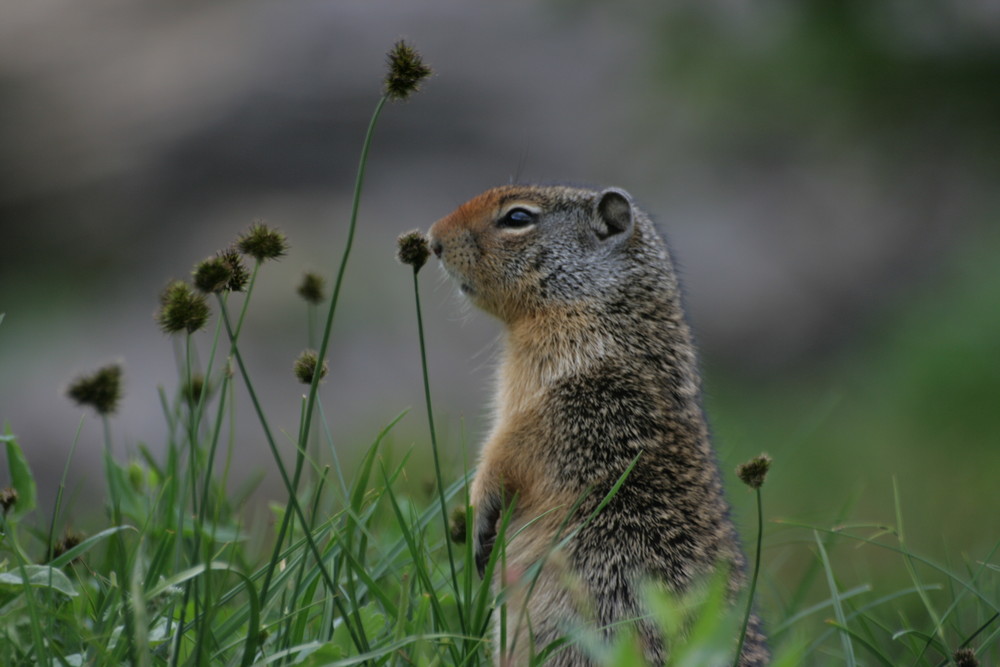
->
[472,491,502,578]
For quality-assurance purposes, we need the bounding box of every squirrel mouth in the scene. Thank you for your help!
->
[439,263,476,296]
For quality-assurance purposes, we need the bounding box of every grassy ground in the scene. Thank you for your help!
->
[1,43,997,666]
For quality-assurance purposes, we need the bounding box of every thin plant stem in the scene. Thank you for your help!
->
[191,364,232,665]
[234,263,261,340]
[5,523,49,666]
[102,414,137,666]
[46,414,85,562]
[307,304,317,351]
[318,399,349,504]
[171,333,204,666]
[174,291,245,666]
[297,94,388,490]
[185,333,199,516]
[196,375,231,531]
[894,477,945,643]
[263,92,388,609]
[814,530,857,667]
[187,297,227,463]
[259,397,311,604]
[734,487,764,667]
[102,415,123,534]
[411,267,464,633]
[215,296,368,654]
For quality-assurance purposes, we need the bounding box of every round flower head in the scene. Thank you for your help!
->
[297,272,326,305]
[384,40,432,101]
[293,350,328,384]
[0,487,18,515]
[237,221,288,262]
[953,649,979,667]
[736,453,772,490]
[192,255,233,293]
[449,506,468,544]
[181,374,211,406]
[218,247,250,292]
[51,528,86,563]
[396,230,430,272]
[67,363,124,415]
[157,281,210,334]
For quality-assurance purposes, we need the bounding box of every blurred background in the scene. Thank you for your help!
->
[2,0,999,640]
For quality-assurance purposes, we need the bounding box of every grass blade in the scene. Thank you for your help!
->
[814,529,857,667]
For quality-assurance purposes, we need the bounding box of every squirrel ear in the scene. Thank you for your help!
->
[592,188,634,242]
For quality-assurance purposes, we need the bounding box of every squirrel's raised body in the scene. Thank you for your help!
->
[428,185,768,666]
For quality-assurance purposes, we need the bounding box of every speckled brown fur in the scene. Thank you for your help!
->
[428,185,769,666]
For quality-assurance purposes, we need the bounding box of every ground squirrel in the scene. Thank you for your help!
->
[428,185,769,666]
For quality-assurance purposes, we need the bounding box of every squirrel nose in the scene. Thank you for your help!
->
[430,239,443,258]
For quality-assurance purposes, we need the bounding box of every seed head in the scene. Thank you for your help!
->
[51,528,86,563]
[384,40,432,101]
[237,221,288,262]
[293,350,328,385]
[218,247,250,292]
[954,648,979,667]
[449,506,467,544]
[0,487,18,515]
[156,281,210,334]
[396,230,430,272]
[736,453,772,490]
[192,255,233,294]
[67,363,124,416]
[181,374,210,407]
[297,272,326,305]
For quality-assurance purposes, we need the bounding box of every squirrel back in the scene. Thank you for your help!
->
[429,185,768,666]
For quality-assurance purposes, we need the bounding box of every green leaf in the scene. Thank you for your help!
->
[3,430,37,518]
[331,602,386,651]
[296,643,344,666]
[48,526,132,568]
[0,565,77,597]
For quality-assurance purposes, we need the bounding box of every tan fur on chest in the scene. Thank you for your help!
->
[498,307,609,414]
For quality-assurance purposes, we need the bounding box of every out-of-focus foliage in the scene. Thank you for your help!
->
[651,0,1000,155]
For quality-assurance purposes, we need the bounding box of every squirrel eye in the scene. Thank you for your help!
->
[498,208,536,229]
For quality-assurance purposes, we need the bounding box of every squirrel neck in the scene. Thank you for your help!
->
[496,305,608,416]
[496,288,703,420]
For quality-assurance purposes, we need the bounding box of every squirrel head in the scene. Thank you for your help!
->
[428,185,641,323]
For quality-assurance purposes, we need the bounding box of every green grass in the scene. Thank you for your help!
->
[1,43,998,667]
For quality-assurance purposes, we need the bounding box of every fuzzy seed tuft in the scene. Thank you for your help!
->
[954,648,979,667]
[297,272,326,305]
[237,221,289,262]
[384,41,432,101]
[67,363,124,415]
[449,506,468,544]
[396,230,430,272]
[218,248,250,291]
[0,487,18,515]
[736,453,772,490]
[51,528,86,563]
[192,255,233,294]
[181,374,210,407]
[157,281,210,334]
[293,350,328,385]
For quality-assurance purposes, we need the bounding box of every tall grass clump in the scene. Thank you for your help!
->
[0,40,489,666]
[1,39,998,667]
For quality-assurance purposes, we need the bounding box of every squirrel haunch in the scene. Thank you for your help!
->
[429,185,768,666]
